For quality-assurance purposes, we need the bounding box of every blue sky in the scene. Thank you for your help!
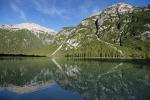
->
[0,0,149,31]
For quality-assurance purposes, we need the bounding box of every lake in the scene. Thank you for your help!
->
[0,57,150,100]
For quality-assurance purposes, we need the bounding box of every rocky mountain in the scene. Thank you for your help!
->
[0,23,57,56]
[0,23,56,34]
[51,3,150,58]
[0,3,150,58]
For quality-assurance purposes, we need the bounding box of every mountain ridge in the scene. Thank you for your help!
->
[0,22,57,56]
[51,2,150,58]
[0,23,56,34]
[0,3,150,58]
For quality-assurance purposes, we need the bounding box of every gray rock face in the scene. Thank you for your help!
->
[51,3,150,58]
[84,3,150,44]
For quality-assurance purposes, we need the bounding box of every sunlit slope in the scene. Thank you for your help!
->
[53,3,150,58]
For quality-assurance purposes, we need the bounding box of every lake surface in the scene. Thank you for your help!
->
[0,57,150,100]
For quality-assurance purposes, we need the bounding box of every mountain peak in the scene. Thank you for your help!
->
[104,2,134,14]
[90,3,133,17]
[13,23,56,33]
[111,2,133,8]
[0,23,56,34]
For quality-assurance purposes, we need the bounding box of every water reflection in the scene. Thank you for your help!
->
[0,58,55,94]
[52,59,150,100]
[0,57,150,100]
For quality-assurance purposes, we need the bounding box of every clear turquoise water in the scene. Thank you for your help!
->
[0,57,150,100]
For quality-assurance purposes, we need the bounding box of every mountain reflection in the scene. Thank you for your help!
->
[52,59,150,100]
[0,58,150,100]
[0,58,55,94]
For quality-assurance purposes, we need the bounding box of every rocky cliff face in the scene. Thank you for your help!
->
[92,3,149,44]
[54,3,150,58]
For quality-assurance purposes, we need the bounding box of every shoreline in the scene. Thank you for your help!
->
[0,54,149,61]
[0,54,46,58]
[66,57,150,61]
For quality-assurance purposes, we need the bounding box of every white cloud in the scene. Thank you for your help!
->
[10,3,27,21]
[32,0,65,16]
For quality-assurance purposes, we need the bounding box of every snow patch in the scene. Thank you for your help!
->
[24,39,27,42]
[0,23,56,34]
[66,39,79,49]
